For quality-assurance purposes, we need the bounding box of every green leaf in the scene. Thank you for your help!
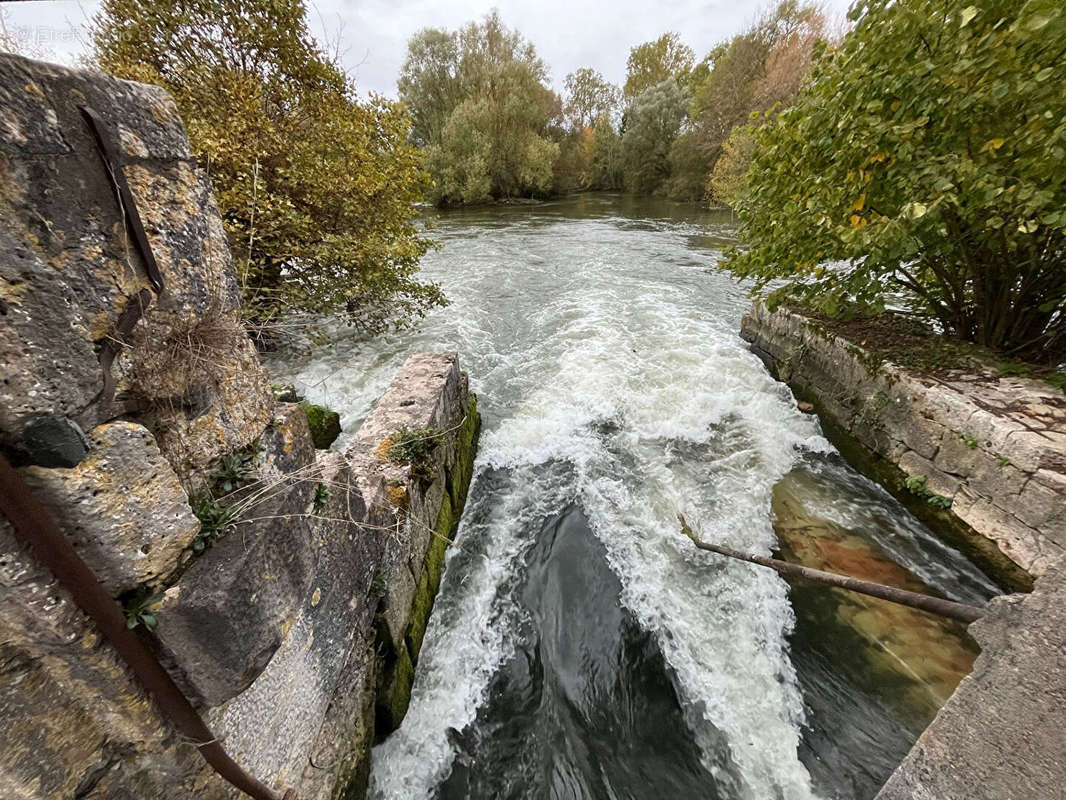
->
[960,6,978,26]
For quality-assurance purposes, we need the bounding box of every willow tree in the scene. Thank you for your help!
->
[621,79,690,195]
[623,33,695,100]
[726,0,1066,357]
[400,11,560,205]
[93,0,444,334]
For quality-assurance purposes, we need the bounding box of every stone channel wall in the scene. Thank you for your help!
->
[741,303,1066,580]
[0,53,479,800]
[875,558,1066,800]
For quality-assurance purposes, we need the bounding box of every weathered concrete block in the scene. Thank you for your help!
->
[0,51,272,485]
[876,559,1066,800]
[347,352,471,654]
[20,421,200,595]
[152,406,317,706]
[0,518,175,799]
[951,490,1061,576]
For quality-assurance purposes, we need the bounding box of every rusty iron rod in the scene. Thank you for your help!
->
[678,514,986,624]
[79,106,166,294]
[0,453,288,800]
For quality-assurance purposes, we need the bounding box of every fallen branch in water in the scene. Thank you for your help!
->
[676,514,985,624]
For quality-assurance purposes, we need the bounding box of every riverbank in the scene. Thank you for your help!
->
[741,303,1066,589]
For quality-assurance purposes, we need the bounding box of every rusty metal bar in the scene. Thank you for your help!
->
[79,105,166,294]
[0,453,290,800]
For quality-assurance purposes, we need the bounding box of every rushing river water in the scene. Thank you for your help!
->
[268,194,1000,800]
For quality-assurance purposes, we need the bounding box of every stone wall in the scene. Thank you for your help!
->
[876,559,1066,800]
[0,53,479,800]
[741,303,1066,580]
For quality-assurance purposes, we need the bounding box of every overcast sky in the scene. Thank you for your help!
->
[2,0,854,97]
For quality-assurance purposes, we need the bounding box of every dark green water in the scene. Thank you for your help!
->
[270,194,999,800]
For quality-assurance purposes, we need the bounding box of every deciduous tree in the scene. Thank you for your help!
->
[93,0,443,334]
[564,68,622,131]
[623,33,695,100]
[725,0,1066,356]
[401,11,560,205]
[621,79,690,195]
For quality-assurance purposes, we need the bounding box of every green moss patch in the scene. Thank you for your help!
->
[448,396,481,513]
[374,643,415,737]
[405,493,454,661]
[300,401,342,449]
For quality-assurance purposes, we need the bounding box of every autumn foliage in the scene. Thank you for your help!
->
[726,0,1066,356]
[93,0,444,334]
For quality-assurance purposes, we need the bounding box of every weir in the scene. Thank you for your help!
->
[3,48,1061,800]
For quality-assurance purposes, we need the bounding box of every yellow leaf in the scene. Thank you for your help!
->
[850,214,867,228]
[851,194,867,212]
[981,138,1005,153]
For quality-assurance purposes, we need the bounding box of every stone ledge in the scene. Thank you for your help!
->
[876,559,1066,800]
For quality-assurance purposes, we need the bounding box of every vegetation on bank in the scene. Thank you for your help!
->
[92,0,446,335]
[399,2,831,205]
[726,0,1066,358]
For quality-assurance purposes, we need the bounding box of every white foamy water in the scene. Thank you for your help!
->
[270,196,834,799]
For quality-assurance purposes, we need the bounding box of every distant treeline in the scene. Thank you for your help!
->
[399,2,833,207]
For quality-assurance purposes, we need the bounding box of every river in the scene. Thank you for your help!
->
[267,194,1000,800]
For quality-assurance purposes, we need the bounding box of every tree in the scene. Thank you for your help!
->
[93,0,443,334]
[708,125,756,206]
[623,33,695,99]
[589,115,625,190]
[725,0,1066,356]
[401,11,560,205]
[621,79,690,195]
[690,2,825,166]
[666,129,713,200]
[398,28,460,147]
[564,68,621,131]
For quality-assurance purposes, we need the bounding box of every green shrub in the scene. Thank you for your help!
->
[726,0,1066,357]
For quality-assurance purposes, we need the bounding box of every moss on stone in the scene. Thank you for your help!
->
[375,642,415,737]
[405,493,453,661]
[301,401,342,449]
[448,395,481,514]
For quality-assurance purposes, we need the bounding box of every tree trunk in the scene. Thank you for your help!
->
[677,514,986,624]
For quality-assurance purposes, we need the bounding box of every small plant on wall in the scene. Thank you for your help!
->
[904,475,952,510]
[378,427,445,476]
[123,585,166,629]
